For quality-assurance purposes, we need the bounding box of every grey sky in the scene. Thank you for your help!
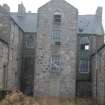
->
[0,0,105,30]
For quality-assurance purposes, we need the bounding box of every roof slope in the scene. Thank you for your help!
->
[10,13,104,35]
[10,13,37,33]
[78,15,104,35]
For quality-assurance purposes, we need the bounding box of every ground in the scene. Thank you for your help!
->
[0,90,99,105]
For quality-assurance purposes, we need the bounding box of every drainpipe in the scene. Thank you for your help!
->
[95,36,98,98]
[103,55,105,105]
[6,16,11,91]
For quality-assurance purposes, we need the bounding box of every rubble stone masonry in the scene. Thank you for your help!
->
[34,0,78,97]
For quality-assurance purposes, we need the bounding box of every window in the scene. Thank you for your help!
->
[80,44,85,49]
[79,60,89,73]
[53,14,61,25]
[50,55,61,73]
[52,30,61,46]
[25,35,34,48]
[80,36,90,50]
[85,44,89,50]
[80,43,90,50]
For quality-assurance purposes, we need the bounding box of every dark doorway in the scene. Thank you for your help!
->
[76,81,92,97]
[20,57,35,96]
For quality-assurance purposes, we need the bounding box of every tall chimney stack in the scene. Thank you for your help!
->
[96,7,102,24]
[18,3,26,16]
[3,4,10,12]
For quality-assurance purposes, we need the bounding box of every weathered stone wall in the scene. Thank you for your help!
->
[0,5,10,90]
[90,35,104,54]
[0,41,8,90]
[34,0,78,97]
[76,35,92,96]
[0,5,10,44]
[21,33,36,95]
[91,46,105,105]
[7,20,23,90]
[76,34,104,96]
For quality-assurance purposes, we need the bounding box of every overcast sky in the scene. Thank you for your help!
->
[0,0,105,30]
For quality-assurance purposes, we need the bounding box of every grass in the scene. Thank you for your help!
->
[0,90,99,105]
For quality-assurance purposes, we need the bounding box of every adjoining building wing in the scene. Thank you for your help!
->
[10,13,104,35]
[0,5,10,44]
[10,13,37,33]
[78,15,104,35]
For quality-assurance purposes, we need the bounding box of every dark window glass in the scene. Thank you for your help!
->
[80,44,85,49]
[79,60,89,73]
[51,30,61,46]
[25,35,34,48]
[80,43,89,50]
[54,15,61,25]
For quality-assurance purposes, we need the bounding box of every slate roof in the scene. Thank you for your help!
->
[78,15,104,35]
[10,13,37,33]
[10,13,104,35]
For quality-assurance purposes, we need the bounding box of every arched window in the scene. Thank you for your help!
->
[53,11,62,25]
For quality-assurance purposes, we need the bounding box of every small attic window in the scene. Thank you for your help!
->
[53,11,62,25]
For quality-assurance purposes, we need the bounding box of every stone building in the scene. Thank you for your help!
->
[0,4,10,90]
[7,16,23,90]
[10,3,36,95]
[91,45,105,105]
[86,7,105,105]
[0,3,36,95]
[0,0,104,101]
[0,40,8,90]
[77,7,104,96]
[34,0,78,97]
[0,4,23,91]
